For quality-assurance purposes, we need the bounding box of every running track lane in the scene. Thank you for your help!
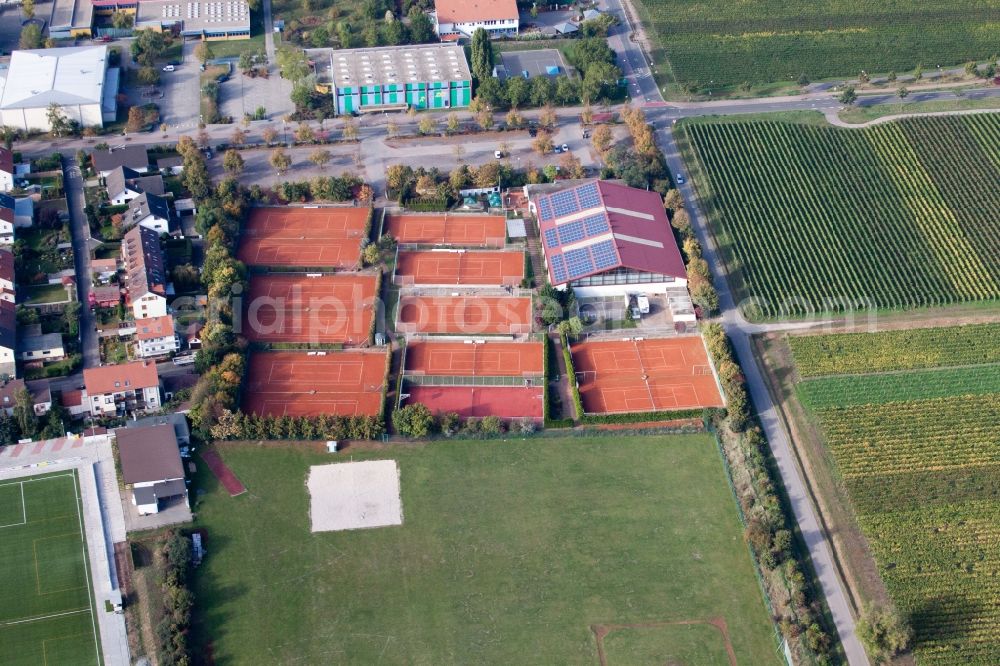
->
[201,450,246,496]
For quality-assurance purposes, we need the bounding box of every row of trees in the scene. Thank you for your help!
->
[155,531,194,666]
[703,323,850,663]
[664,190,719,314]
[392,403,528,438]
[210,408,384,441]
[179,137,251,440]
[271,174,366,203]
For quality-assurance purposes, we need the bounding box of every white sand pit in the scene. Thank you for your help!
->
[307,460,403,532]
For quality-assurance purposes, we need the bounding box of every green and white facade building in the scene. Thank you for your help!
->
[308,45,471,116]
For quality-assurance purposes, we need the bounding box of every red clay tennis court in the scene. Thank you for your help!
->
[405,340,543,377]
[571,337,724,414]
[396,295,532,335]
[385,213,507,247]
[237,207,371,268]
[244,273,377,344]
[243,350,386,417]
[403,386,543,419]
[395,250,524,286]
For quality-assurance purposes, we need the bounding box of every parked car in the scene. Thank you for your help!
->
[494,149,503,159]
[676,173,686,184]
[162,64,175,72]
[636,294,650,314]
[561,143,569,153]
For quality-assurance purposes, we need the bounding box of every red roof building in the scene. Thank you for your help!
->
[532,180,687,297]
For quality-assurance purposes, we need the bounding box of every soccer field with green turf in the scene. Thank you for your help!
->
[192,436,781,664]
[0,471,102,666]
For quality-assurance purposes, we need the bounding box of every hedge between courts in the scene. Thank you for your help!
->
[579,408,706,425]
[560,331,586,421]
[542,333,573,428]
[378,345,392,423]
[368,269,383,346]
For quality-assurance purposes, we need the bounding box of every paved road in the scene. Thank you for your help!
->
[62,156,100,370]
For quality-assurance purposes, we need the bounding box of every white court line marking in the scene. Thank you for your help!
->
[71,471,101,666]
[1,607,91,627]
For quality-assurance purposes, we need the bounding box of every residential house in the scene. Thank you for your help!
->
[0,378,51,416]
[122,225,168,320]
[116,424,188,516]
[105,166,165,206]
[184,321,203,350]
[0,300,15,378]
[123,192,171,234]
[92,146,149,177]
[0,147,13,192]
[90,284,122,308]
[92,258,118,283]
[0,194,13,244]
[18,332,66,364]
[60,389,88,417]
[126,412,190,446]
[156,155,184,175]
[83,360,161,416]
[0,247,14,302]
[134,315,178,358]
[434,0,518,39]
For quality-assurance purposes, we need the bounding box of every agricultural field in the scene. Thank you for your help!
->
[788,323,1000,377]
[678,114,1000,319]
[191,437,780,664]
[632,0,1000,90]
[791,326,1000,664]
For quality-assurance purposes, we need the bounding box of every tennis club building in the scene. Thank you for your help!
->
[308,44,471,115]
[531,180,687,298]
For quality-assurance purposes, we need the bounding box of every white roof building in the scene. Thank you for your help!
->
[0,46,119,133]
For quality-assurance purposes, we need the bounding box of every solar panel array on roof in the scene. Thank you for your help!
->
[590,239,619,269]
[575,182,601,209]
[538,198,554,222]
[551,254,567,282]
[563,247,594,279]
[550,190,579,217]
[543,213,611,249]
[581,212,609,236]
[544,228,559,248]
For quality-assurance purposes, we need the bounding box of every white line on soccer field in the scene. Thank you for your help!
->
[0,607,91,627]
[71,471,101,666]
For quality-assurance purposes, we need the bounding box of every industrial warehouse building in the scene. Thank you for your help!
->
[308,45,471,115]
[52,0,251,40]
[0,46,119,132]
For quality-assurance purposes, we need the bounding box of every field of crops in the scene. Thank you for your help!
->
[788,323,1000,376]
[633,0,1000,89]
[794,326,1000,664]
[679,115,1000,319]
[797,365,1000,408]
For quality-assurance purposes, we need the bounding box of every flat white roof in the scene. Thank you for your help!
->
[0,46,108,110]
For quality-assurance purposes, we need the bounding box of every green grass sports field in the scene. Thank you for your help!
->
[633,0,1000,90]
[0,471,101,666]
[192,436,780,664]
[793,326,1000,664]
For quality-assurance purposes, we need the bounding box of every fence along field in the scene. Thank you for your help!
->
[678,115,1000,319]
[635,0,1000,89]
[792,326,1000,664]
